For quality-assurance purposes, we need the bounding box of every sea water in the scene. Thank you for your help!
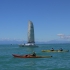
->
[0,44,70,70]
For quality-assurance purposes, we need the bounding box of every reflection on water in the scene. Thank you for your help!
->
[25,60,37,66]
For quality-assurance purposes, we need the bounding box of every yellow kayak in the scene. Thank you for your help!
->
[42,50,69,52]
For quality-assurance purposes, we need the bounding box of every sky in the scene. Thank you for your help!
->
[0,0,70,42]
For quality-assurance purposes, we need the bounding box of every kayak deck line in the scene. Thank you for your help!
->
[12,54,52,58]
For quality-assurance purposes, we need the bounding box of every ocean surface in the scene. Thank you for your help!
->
[0,44,70,70]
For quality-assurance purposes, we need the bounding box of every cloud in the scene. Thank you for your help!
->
[57,34,64,36]
[0,38,23,41]
[57,34,70,39]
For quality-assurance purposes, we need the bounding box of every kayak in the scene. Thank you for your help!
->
[42,50,69,52]
[12,54,52,58]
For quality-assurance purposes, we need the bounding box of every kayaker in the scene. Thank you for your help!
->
[32,51,36,56]
[51,48,54,51]
[25,55,28,57]
[59,48,63,51]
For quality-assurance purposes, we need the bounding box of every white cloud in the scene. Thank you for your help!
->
[57,34,70,39]
[0,38,23,41]
[57,34,65,36]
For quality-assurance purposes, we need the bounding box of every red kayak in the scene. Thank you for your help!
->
[12,54,52,58]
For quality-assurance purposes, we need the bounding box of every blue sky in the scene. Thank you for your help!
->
[0,0,70,42]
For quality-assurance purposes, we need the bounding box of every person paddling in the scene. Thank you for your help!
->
[59,48,63,51]
[31,51,36,56]
[51,48,54,51]
[25,51,36,57]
